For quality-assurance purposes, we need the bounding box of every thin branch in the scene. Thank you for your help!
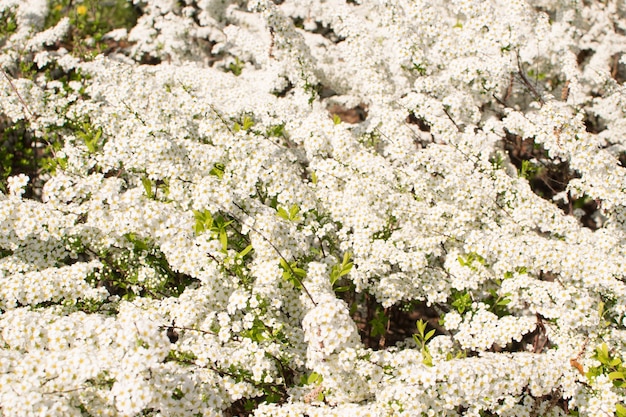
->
[1,69,35,119]
[515,53,545,105]
[231,201,317,306]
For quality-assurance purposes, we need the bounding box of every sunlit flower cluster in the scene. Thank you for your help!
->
[2,0,626,415]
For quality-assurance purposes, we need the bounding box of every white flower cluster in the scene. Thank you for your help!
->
[2,0,626,415]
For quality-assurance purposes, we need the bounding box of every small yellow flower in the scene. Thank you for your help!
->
[76,5,88,16]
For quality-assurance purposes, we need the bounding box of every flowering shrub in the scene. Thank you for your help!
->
[2,0,626,415]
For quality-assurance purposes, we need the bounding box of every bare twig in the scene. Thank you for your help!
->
[1,68,35,119]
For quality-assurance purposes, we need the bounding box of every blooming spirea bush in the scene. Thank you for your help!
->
[2,0,626,415]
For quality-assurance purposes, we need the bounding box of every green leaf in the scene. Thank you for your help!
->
[210,163,225,179]
[292,267,306,278]
[193,210,214,235]
[497,298,511,306]
[451,291,472,314]
[277,207,290,220]
[332,114,341,125]
[279,258,289,271]
[595,343,611,365]
[424,329,436,342]
[307,372,322,385]
[238,244,253,258]
[422,347,433,367]
[616,403,626,417]
[609,371,625,381]
[142,177,154,199]
[242,116,254,131]
[289,204,301,221]
[219,229,228,252]
[416,319,427,337]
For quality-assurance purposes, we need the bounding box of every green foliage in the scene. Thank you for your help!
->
[527,68,547,81]
[451,289,473,314]
[76,122,103,153]
[227,57,245,76]
[210,162,225,179]
[193,210,234,253]
[86,370,115,389]
[412,63,427,75]
[233,115,255,132]
[277,204,302,222]
[360,131,381,149]
[279,258,306,290]
[329,252,353,293]
[240,317,269,343]
[584,344,626,417]
[372,215,397,241]
[573,194,594,210]
[0,6,18,40]
[44,0,139,59]
[519,159,539,180]
[141,176,154,199]
[141,176,169,201]
[332,114,342,125]
[166,349,198,366]
[586,343,626,388]
[266,123,286,138]
[485,289,512,317]
[503,266,527,279]
[457,251,486,269]
[91,233,196,302]
[0,119,36,194]
[489,152,505,171]
[369,308,388,338]
[413,319,435,366]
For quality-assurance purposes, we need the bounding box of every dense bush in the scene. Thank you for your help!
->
[2,0,626,415]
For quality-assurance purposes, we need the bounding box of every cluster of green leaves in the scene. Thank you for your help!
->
[451,289,473,314]
[587,343,626,387]
[457,251,486,269]
[372,215,398,241]
[2,65,97,189]
[232,116,288,148]
[359,131,382,149]
[227,57,245,76]
[0,119,36,194]
[279,258,306,290]
[233,115,255,132]
[369,308,389,339]
[76,120,104,154]
[93,233,196,301]
[298,372,325,402]
[142,176,170,201]
[485,288,512,318]
[193,209,255,286]
[277,204,302,222]
[0,5,17,41]
[519,159,539,180]
[329,252,353,293]
[413,319,435,366]
[44,0,139,59]
[585,343,626,417]
[450,287,511,318]
[193,210,233,250]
